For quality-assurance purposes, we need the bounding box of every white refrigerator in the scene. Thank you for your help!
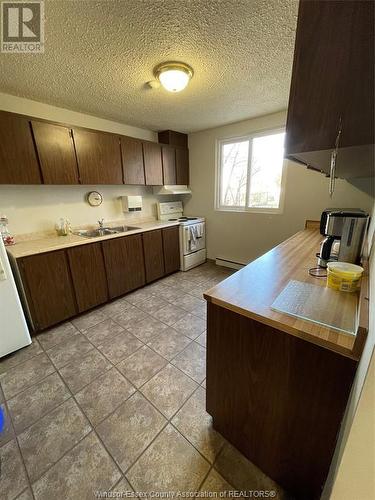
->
[0,238,31,358]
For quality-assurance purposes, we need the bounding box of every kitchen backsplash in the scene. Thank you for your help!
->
[0,184,178,236]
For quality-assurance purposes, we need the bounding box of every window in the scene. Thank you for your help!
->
[216,129,286,213]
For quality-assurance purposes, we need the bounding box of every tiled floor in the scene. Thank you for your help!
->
[0,262,287,500]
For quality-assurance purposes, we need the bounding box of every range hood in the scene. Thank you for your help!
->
[153,185,192,195]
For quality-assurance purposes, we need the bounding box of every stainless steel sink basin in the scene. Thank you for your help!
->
[73,226,140,238]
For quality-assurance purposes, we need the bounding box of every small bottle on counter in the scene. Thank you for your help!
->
[56,218,71,236]
[0,215,15,246]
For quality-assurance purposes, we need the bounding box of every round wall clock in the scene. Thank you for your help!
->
[86,191,103,207]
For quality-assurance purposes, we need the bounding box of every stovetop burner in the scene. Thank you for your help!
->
[168,217,199,222]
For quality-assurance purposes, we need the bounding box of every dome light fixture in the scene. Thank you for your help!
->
[154,62,194,93]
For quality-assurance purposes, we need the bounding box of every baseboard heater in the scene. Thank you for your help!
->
[215,258,245,270]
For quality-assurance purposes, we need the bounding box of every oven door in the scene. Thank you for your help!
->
[182,222,206,255]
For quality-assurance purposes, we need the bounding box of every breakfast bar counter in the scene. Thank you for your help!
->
[203,223,369,499]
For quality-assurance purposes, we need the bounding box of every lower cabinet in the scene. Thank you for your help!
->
[67,243,108,313]
[19,250,77,330]
[162,226,180,274]
[142,230,165,283]
[102,234,146,298]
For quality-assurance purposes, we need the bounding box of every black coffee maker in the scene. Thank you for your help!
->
[318,208,369,268]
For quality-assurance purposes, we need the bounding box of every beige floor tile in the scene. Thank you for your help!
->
[36,322,78,350]
[116,345,167,388]
[0,403,14,446]
[141,364,198,418]
[8,372,70,433]
[59,349,112,394]
[46,334,93,369]
[97,331,143,364]
[83,318,124,347]
[75,368,135,426]
[174,280,197,293]
[125,288,155,306]
[101,298,133,317]
[72,309,109,331]
[173,313,206,339]
[136,295,170,315]
[195,331,207,347]
[191,302,207,320]
[112,306,148,329]
[111,476,134,494]
[147,328,192,360]
[152,285,185,303]
[127,424,210,492]
[96,392,166,472]
[173,294,206,313]
[152,304,187,326]
[0,353,55,400]
[0,439,28,500]
[32,432,121,500]
[127,316,170,343]
[215,443,286,497]
[201,379,206,388]
[172,387,224,463]
[18,398,91,482]
[172,342,206,383]
[0,340,42,375]
[16,487,34,500]
[200,468,235,492]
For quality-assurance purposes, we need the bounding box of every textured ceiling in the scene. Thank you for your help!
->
[0,0,298,133]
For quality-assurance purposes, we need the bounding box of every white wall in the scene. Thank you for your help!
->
[185,111,373,263]
[0,93,175,235]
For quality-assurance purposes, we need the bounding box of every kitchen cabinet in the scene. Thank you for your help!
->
[143,141,163,185]
[176,148,189,185]
[285,0,374,179]
[120,136,145,185]
[142,230,165,283]
[19,251,77,330]
[32,121,79,184]
[161,146,177,185]
[0,111,42,184]
[162,226,180,274]
[102,234,145,298]
[73,129,123,184]
[67,243,108,312]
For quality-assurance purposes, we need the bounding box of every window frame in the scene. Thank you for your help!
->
[215,127,286,214]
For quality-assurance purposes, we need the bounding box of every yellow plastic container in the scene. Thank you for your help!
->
[327,262,364,292]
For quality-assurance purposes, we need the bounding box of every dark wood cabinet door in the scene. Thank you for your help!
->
[32,121,79,184]
[142,230,165,283]
[19,251,77,330]
[143,142,163,185]
[102,234,146,298]
[121,136,145,185]
[73,129,123,184]
[0,111,41,184]
[67,243,108,312]
[161,146,176,185]
[162,226,180,274]
[176,148,189,185]
[285,0,374,177]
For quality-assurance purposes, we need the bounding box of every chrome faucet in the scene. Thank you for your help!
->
[98,218,105,229]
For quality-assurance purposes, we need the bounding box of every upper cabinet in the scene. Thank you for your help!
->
[161,145,177,185]
[120,136,145,185]
[176,148,189,185]
[32,121,79,184]
[143,141,163,185]
[285,0,374,178]
[73,129,123,184]
[0,111,42,184]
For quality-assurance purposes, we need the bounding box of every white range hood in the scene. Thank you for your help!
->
[153,185,192,195]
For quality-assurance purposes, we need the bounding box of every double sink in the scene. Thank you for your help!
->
[74,225,141,239]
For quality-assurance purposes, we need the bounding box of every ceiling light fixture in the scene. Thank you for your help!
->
[154,62,194,93]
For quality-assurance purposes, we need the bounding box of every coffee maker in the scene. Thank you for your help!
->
[318,209,369,268]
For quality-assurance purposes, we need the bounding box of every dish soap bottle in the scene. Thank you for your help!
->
[56,218,71,236]
[0,215,15,246]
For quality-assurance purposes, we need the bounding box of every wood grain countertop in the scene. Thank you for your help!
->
[204,225,368,360]
[6,220,181,259]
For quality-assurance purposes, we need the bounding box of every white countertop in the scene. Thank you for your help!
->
[6,220,180,259]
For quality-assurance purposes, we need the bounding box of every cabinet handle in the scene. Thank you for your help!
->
[329,123,342,198]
